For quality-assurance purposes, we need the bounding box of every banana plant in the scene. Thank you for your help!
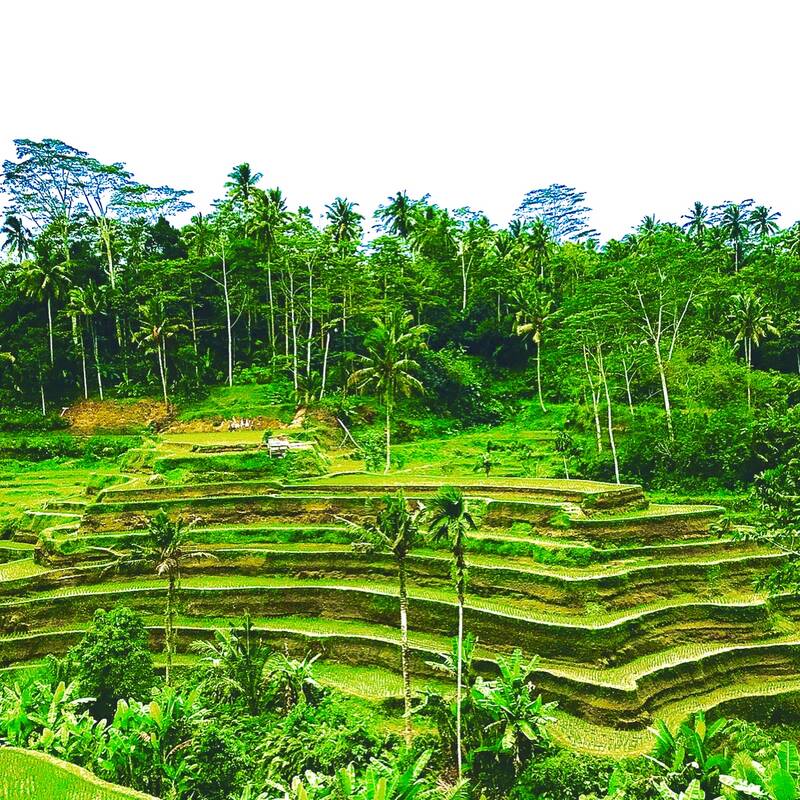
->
[649,712,732,795]
[656,779,708,800]
[720,741,799,799]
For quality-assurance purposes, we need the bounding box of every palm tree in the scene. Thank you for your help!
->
[182,212,214,258]
[726,292,779,407]
[512,284,554,413]
[1,215,32,261]
[426,486,477,780]
[524,218,553,280]
[248,188,290,351]
[133,297,183,406]
[225,162,263,205]
[142,510,213,685]
[681,202,709,239]
[362,491,421,746]
[377,191,417,238]
[18,259,71,365]
[348,311,428,472]
[720,203,750,271]
[325,197,364,244]
[750,205,781,239]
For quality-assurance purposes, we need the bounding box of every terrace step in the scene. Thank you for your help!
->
[2,575,797,668]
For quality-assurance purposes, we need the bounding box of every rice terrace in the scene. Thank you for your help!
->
[3,5,800,793]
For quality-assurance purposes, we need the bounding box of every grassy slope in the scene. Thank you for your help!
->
[0,747,157,800]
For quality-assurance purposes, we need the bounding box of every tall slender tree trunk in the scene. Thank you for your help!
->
[583,346,603,452]
[46,297,54,365]
[460,251,468,312]
[654,345,674,440]
[744,337,751,408]
[78,326,88,399]
[320,330,331,398]
[597,344,620,484]
[165,575,175,686]
[156,342,168,406]
[455,559,465,780]
[398,557,413,747]
[535,339,546,413]
[290,272,298,390]
[622,357,635,416]
[384,390,392,473]
[562,455,570,480]
[267,251,276,354]
[306,271,314,379]
[221,245,233,387]
[40,382,46,416]
[92,323,104,401]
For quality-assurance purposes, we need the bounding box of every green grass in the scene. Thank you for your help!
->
[0,747,156,799]
[175,385,294,423]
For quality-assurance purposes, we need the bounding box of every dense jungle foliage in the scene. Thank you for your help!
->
[2,139,800,488]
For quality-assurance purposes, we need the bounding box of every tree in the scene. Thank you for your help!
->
[512,184,597,242]
[192,613,272,714]
[720,203,751,271]
[377,191,418,238]
[325,197,363,244]
[512,282,554,413]
[18,258,71,365]
[133,298,183,405]
[361,491,421,746]
[426,486,476,780]
[349,311,428,472]
[248,188,290,352]
[726,292,779,407]
[64,607,154,720]
[1,215,32,261]
[681,202,709,240]
[721,741,800,800]
[750,205,781,239]
[127,510,214,685]
[225,162,263,206]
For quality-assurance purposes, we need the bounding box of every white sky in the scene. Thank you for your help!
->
[1,0,798,240]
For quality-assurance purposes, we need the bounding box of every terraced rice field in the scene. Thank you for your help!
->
[0,469,793,755]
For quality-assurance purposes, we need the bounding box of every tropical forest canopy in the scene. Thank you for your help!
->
[2,136,800,487]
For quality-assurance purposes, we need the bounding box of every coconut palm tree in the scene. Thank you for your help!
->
[225,162,263,206]
[377,191,418,238]
[524,218,553,280]
[681,202,709,240]
[143,510,213,685]
[133,297,184,406]
[325,197,364,244]
[512,283,554,413]
[348,311,428,472]
[362,491,422,746]
[18,259,71,365]
[750,205,781,239]
[426,486,477,779]
[1,215,32,261]
[248,188,291,351]
[726,292,779,407]
[720,203,750,271]
[182,212,214,258]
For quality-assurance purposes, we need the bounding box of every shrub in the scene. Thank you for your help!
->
[187,725,246,800]
[63,607,155,720]
[0,408,69,432]
[417,346,505,426]
[510,748,617,800]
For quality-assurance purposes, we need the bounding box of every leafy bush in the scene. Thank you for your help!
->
[62,607,155,720]
[0,408,69,432]
[418,346,506,426]
[510,748,617,800]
